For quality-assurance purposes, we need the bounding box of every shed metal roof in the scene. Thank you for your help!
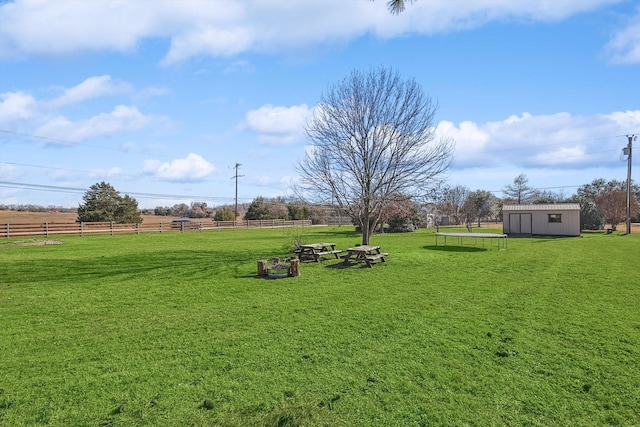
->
[502,203,580,211]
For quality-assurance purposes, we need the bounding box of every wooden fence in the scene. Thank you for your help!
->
[327,216,353,226]
[1,219,313,238]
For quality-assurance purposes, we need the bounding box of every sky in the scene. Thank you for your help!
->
[1,0,639,209]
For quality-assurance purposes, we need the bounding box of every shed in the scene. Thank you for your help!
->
[502,203,581,236]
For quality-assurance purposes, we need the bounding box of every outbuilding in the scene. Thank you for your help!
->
[502,203,581,236]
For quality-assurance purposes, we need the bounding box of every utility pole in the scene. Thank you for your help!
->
[231,163,244,220]
[624,135,636,234]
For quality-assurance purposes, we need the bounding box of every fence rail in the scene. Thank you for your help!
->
[1,219,313,238]
[327,216,353,226]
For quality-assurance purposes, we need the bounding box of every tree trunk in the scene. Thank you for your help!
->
[362,218,370,245]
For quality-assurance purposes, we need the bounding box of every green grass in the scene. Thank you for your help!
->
[1,227,639,426]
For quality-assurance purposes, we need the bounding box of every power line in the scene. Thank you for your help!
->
[472,135,626,155]
[486,184,583,195]
[3,127,638,206]
[0,180,251,203]
[0,161,142,180]
[4,127,638,159]
[0,129,176,160]
[0,129,129,152]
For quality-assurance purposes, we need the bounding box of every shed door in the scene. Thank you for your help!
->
[509,213,532,234]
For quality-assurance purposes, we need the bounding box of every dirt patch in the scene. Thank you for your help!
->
[1,239,64,247]
[0,211,182,225]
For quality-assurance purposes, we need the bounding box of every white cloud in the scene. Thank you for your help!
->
[0,0,167,58]
[0,91,37,124]
[532,146,590,165]
[222,60,255,74]
[35,105,161,143]
[90,167,123,178]
[606,6,640,64]
[436,120,489,152]
[602,110,640,128]
[242,104,312,145]
[0,163,21,181]
[436,110,640,170]
[143,153,215,182]
[161,26,253,66]
[135,86,171,100]
[1,77,166,144]
[0,0,625,64]
[47,75,132,109]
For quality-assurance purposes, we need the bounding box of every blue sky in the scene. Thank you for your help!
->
[1,0,639,209]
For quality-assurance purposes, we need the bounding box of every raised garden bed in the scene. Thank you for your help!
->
[257,257,300,278]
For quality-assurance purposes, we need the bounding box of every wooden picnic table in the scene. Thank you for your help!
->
[342,245,388,268]
[296,242,342,262]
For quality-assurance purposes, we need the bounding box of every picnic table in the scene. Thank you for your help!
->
[342,245,388,268]
[296,242,342,262]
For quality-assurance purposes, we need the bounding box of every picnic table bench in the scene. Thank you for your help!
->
[296,243,342,262]
[342,245,388,268]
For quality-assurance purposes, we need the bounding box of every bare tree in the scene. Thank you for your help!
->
[296,66,454,245]
[571,178,640,230]
[532,188,567,204]
[463,189,495,228]
[440,185,470,225]
[596,190,638,230]
[502,174,535,204]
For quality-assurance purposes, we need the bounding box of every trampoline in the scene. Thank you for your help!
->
[435,232,508,250]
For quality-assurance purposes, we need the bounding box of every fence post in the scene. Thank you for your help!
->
[136,223,140,235]
[5,224,8,238]
[44,222,48,237]
[110,221,114,236]
[80,222,83,236]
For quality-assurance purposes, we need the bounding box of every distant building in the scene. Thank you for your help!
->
[502,203,581,236]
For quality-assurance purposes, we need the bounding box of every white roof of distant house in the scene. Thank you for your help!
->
[502,203,580,211]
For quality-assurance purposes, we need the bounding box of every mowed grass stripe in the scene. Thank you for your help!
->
[1,228,638,426]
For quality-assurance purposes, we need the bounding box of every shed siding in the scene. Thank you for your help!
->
[531,210,580,236]
[502,204,581,236]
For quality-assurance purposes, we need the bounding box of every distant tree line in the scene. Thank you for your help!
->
[152,202,215,219]
[243,196,328,224]
[148,196,327,223]
[0,204,75,213]
[7,176,640,232]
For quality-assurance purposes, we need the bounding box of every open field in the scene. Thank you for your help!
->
[1,227,639,426]
[0,211,174,225]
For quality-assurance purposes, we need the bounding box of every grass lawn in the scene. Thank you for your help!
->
[1,227,639,426]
